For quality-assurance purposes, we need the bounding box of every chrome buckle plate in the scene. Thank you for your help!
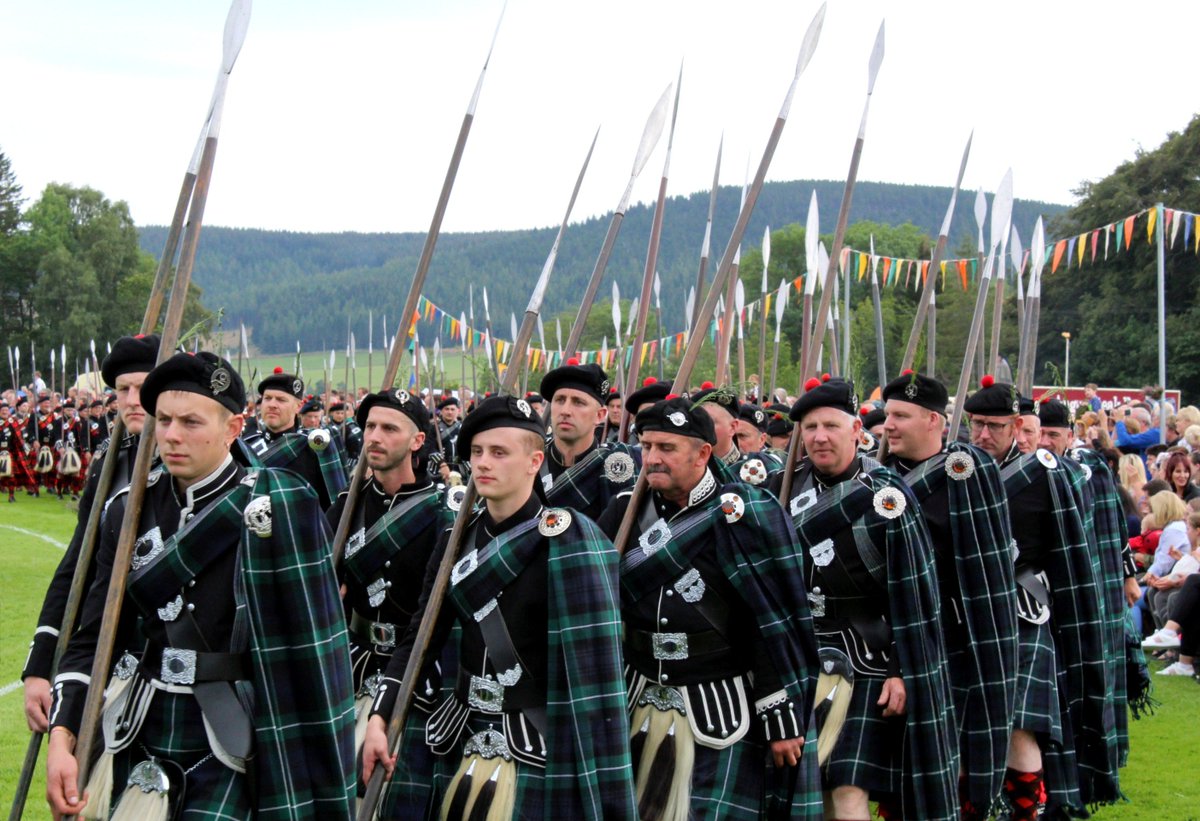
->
[651,632,689,661]
[370,621,397,649]
[161,647,197,686]
[467,674,505,713]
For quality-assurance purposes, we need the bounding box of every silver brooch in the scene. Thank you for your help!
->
[307,428,331,452]
[858,431,876,450]
[113,652,138,680]
[451,549,479,585]
[463,728,513,761]
[604,451,635,483]
[667,411,687,427]
[345,528,366,559]
[872,487,906,519]
[720,492,745,523]
[789,488,817,518]
[944,451,975,481]
[394,389,410,405]
[157,594,184,622]
[739,458,766,485]
[130,526,164,571]
[127,759,170,795]
[447,485,467,511]
[1036,449,1059,470]
[904,382,918,399]
[292,378,304,396]
[674,568,706,603]
[244,495,273,538]
[810,538,835,567]
[639,518,671,556]
[538,508,572,537]
[516,399,532,417]
[638,683,686,714]
[366,578,387,608]
[210,367,231,395]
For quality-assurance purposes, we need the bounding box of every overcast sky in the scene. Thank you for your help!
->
[5,1,1197,235]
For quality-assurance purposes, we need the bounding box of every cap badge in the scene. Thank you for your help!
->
[292,378,303,397]
[210,367,231,395]
[394,389,410,405]
[904,382,918,400]
[516,399,532,418]
[667,411,687,428]
[599,379,610,395]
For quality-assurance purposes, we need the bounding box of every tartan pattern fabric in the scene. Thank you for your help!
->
[901,442,1019,813]
[1070,448,1133,770]
[238,468,357,820]
[1001,451,1119,811]
[823,675,906,795]
[786,462,960,821]
[448,508,637,819]
[543,441,638,521]
[1012,617,1064,741]
[342,488,449,589]
[258,429,349,503]
[620,482,823,818]
[112,690,251,819]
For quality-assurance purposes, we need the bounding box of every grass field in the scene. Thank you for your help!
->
[1,497,1198,818]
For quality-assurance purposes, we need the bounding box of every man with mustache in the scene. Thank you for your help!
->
[325,387,453,808]
[599,394,820,820]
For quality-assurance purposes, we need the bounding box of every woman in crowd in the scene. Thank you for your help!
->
[1120,453,1151,513]
[1163,451,1200,502]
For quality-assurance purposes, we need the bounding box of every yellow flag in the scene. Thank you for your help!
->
[1147,207,1157,243]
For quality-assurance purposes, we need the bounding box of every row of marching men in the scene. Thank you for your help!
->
[28,333,1136,820]
[0,387,113,501]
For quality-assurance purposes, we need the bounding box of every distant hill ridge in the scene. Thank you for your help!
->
[138,178,1065,354]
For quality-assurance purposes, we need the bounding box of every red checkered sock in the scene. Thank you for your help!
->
[1004,767,1045,821]
[959,773,987,821]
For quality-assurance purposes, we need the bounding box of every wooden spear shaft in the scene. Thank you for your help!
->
[329,7,504,570]
[360,129,598,820]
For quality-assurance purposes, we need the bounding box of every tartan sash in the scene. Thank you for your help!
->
[342,488,442,589]
[541,447,604,503]
[901,444,1019,813]
[257,431,349,498]
[127,483,250,614]
[619,502,719,605]
[448,517,542,615]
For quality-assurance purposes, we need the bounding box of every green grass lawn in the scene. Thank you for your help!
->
[1,497,1197,818]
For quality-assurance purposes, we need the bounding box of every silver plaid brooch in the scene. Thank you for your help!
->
[872,487,906,519]
[244,495,272,538]
[604,451,635,483]
[944,451,975,481]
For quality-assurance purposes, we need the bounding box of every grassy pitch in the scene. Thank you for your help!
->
[1,495,1198,818]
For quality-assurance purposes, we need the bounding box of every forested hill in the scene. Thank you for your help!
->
[138,179,1065,354]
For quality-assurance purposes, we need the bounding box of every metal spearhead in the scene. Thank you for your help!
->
[654,272,662,310]
[627,299,639,337]
[685,287,696,334]
[780,2,827,119]
[805,189,819,283]
[774,279,788,341]
[612,281,622,338]
[735,280,746,339]
[991,169,1014,254]
[939,130,973,238]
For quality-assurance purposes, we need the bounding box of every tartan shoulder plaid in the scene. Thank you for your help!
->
[543,441,638,520]
[1003,450,1120,810]
[791,462,960,820]
[239,468,356,820]
[449,508,637,818]
[903,442,1019,813]
[1069,448,1133,770]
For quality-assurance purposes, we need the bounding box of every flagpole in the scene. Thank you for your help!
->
[1157,201,1167,443]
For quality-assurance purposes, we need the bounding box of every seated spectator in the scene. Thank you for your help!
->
[1142,571,1200,677]
[1146,512,1200,628]
[1164,451,1200,502]
[1129,513,1160,572]
[1120,453,1151,510]
[1140,479,1171,517]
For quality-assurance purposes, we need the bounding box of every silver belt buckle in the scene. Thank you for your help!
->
[651,632,689,661]
[467,674,505,713]
[370,621,397,649]
[161,647,197,685]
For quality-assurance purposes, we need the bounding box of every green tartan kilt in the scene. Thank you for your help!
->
[685,732,822,820]
[111,690,250,820]
[1013,618,1063,742]
[376,704,440,820]
[821,675,905,797]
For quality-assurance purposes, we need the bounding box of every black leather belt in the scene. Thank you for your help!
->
[141,642,249,685]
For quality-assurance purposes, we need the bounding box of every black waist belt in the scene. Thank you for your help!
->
[349,611,402,653]
[141,642,250,685]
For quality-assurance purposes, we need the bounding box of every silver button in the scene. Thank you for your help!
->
[384,561,391,569]
[660,617,668,626]
[664,589,674,597]
[812,586,821,594]
[188,580,196,587]
[773,708,781,716]
[186,603,195,612]
[660,674,669,683]
[706,723,715,731]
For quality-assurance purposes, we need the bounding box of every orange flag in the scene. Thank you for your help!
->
[1051,240,1066,273]
[957,259,968,291]
[1123,215,1135,249]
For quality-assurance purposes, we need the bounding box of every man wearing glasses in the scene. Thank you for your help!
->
[963,376,1118,820]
